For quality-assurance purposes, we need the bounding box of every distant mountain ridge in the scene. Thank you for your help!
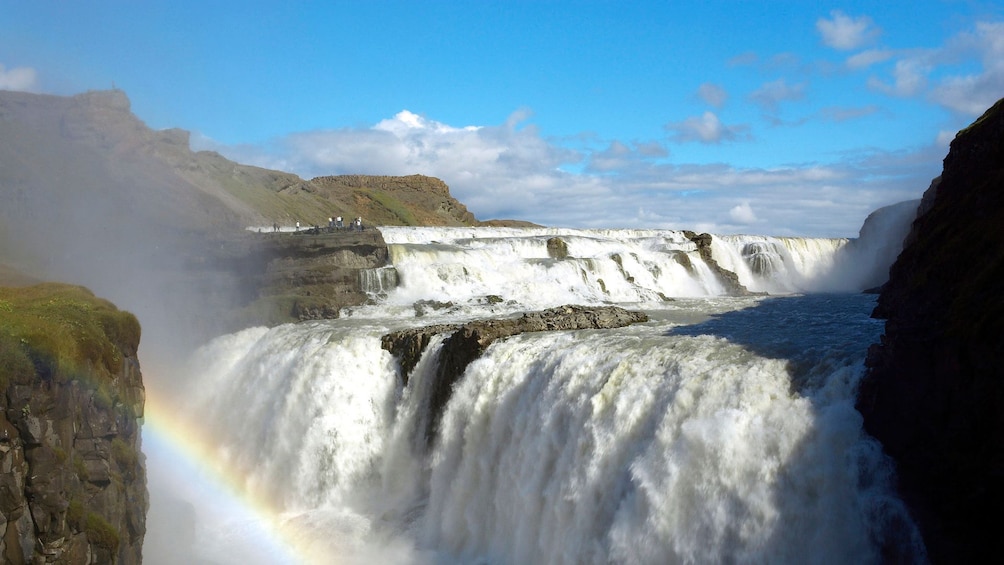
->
[0,88,481,239]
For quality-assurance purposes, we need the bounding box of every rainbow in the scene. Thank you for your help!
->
[141,386,325,564]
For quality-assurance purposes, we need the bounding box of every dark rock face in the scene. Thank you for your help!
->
[382,305,649,445]
[257,230,389,320]
[857,98,1004,563]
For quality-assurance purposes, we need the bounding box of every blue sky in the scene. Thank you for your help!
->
[2,1,1002,236]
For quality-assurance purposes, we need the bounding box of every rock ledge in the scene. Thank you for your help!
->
[382,305,649,444]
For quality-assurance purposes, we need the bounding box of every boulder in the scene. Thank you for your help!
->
[546,237,570,259]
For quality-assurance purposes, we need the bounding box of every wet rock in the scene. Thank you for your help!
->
[546,237,570,259]
[413,300,454,317]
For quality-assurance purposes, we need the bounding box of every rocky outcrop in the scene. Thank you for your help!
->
[382,305,649,444]
[857,97,1004,563]
[546,237,570,260]
[683,231,754,295]
[0,284,147,564]
[254,229,390,322]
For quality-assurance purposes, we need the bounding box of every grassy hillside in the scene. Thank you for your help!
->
[0,283,140,389]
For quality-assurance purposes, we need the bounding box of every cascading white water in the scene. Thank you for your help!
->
[711,234,848,294]
[179,227,925,564]
[423,306,911,563]
[374,227,726,310]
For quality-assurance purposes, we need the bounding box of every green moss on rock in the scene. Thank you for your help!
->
[0,283,141,382]
[84,512,120,551]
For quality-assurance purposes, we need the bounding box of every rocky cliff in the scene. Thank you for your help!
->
[0,283,146,564]
[857,97,1004,563]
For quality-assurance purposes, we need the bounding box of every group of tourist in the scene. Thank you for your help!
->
[327,216,364,231]
[266,216,364,234]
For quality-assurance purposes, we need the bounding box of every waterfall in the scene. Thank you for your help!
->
[170,227,925,564]
[711,235,847,294]
[361,266,400,296]
[182,294,923,564]
[375,227,851,312]
[377,228,721,309]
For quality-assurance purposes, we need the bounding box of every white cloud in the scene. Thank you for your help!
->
[0,64,38,91]
[201,110,934,237]
[665,111,751,144]
[854,20,1004,116]
[867,58,930,97]
[635,141,669,158]
[846,49,895,70]
[929,22,1004,116]
[588,140,670,173]
[696,83,728,107]
[588,141,633,172]
[816,10,880,51]
[748,79,806,113]
[729,202,758,224]
[728,52,759,67]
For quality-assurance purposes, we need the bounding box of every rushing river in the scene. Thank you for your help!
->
[145,227,925,564]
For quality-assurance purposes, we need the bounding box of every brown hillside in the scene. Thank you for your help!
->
[0,89,480,239]
[0,88,483,280]
[311,174,477,226]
